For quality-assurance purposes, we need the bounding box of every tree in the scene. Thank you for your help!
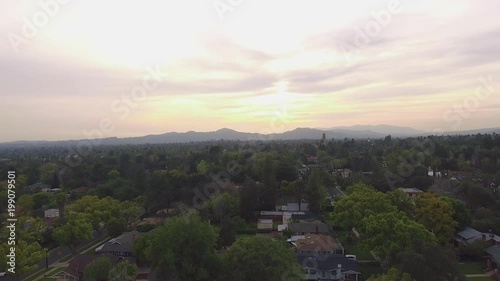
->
[398,239,465,281]
[54,192,67,223]
[38,163,57,183]
[17,194,34,215]
[387,189,415,217]
[462,240,491,260]
[368,268,415,281]
[52,212,92,252]
[17,216,47,243]
[441,196,472,229]
[239,179,259,219]
[305,168,327,213]
[108,260,138,281]
[203,193,239,224]
[360,211,437,261]
[332,183,397,230]
[32,192,53,209]
[107,218,127,238]
[218,216,245,247]
[415,193,458,244]
[225,236,303,281]
[0,240,47,280]
[144,216,222,281]
[84,257,112,281]
[255,155,278,210]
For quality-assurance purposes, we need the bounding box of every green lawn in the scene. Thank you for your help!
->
[235,234,253,240]
[458,263,484,275]
[344,244,375,261]
[465,277,493,281]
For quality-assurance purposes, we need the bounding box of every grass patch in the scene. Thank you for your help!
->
[465,277,493,281]
[458,263,484,275]
[235,234,253,240]
[345,244,375,261]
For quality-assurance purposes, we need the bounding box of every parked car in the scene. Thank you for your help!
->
[346,254,357,261]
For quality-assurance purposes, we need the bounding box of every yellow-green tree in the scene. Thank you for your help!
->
[415,193,458,244]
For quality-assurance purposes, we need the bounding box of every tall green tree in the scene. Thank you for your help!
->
[52,212,93,253]
[332,183,397,229]
[440,196,472,229]
[144,216,222,281]
[387,189,416,217]
[225,236,303,281]
[397,239,465,281]
[305,168,327,213]
[360,211,436,261]
[0,240,47,281]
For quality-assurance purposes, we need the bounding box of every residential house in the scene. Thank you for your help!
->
[24,182,51,193]
[297,254,361,281]
[296,234,345,255]
[257,219,273,230]
[95,230,145,257]
[455,227,500,247]
[291,211,324,222]
[287,222,330,236]
[55,254,124,281]
[486,245,500,270]
[44,208,60,218]
[401,188,423,197]
[282,202,309,212]
[332,169,352,178]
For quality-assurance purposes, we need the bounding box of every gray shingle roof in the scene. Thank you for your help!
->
[486,245,500,263]
[457,227,483,240]
[297,254,360,273]
[288,222,329,234]
[98,230,144,254]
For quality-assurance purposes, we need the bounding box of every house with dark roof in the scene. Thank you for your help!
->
[291,211,324,222]
[288,222,330,235]
[24,182,51,193]
[55,253,124,281]
[486,245,500,269]
[282,202,309,212]
[297,254,361,281]
[400,188,423,197]
[95,230,145,257]
[296,234,344,255]
[455,227,500,247]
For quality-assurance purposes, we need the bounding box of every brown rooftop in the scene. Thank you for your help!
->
[296,234,342,252]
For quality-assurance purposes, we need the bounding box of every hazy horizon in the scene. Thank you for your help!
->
[1,0,499,142]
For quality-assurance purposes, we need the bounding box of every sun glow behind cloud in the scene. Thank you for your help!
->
[0,0,499,141]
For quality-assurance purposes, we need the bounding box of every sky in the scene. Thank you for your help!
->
[0,0,499,141]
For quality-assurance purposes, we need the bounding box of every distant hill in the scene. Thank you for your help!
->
[320,124,426,137]
[1,125,499,148]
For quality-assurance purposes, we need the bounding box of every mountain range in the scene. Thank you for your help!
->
[1,125,500,148]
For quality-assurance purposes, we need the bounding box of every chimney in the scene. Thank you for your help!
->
[482,234,486,241]
[316,225,319,234]
[336,264,342,279]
